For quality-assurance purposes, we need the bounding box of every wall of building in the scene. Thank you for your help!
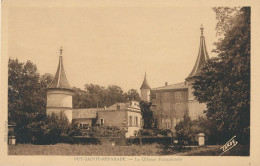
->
[141,89,150,102]
[126,110,142,137]
[96,109,142,137]
[151,89,188,131]
[47,89,73,108]
[97,110,127,127]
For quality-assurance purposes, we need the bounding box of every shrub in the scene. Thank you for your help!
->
[27,111,71,144]
[91,126,127,137]
[175,115,208,145]
[138,128,172,137]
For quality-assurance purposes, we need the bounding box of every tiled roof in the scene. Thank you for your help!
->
[48,56,72,90]
[72,108,102,119]
[152,82,188,91]
[140,73,151,89]
[105,101,140,111]
[187,25,209,79]
[106,103,130,110]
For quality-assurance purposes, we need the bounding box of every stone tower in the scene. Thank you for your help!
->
[140,72,151,102]
[46,47,74,122]
[185,25,209,120]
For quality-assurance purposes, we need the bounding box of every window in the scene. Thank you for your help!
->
[163,103,170,111]
[136,117,138,126]
[100,118,104,126]
[171,103,175,113]
[172,118,177,128]
[175,103,183,115]
[165,118,171,129]
[133,116,136,126]
[162,118,171,129]
[162,118,165,128]
[163,92,170,100]
[129,116,132,126]
[154,118,157,128]
[151,93,156,99]
[175,92,182,102]
[156,93,160,99]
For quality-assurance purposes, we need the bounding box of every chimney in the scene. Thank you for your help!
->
[165,82,168,86]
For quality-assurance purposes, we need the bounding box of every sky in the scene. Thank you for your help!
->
[7,6,218,92]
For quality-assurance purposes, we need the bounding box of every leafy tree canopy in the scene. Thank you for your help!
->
[8,58,53,123]
[192,7,250,144]
[73,84,140,109]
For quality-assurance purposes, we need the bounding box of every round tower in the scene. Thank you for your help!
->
[185,25,208,120]
[46,47,74,122]
[140,72,151,102]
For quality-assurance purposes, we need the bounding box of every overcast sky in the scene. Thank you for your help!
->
[8,6,218,92]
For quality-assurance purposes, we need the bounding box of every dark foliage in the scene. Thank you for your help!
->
[175,115,209,145]
[27,112,71,144]
[192,7,250,144]
[73,85,140,109]
[72,125,127,138]
[139,101,153,128]
[8,58,54,143]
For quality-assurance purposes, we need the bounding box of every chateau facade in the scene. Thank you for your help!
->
[47,26,209,135]
[140,26,209,132]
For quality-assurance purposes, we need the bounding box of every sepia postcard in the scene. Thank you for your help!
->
[1,0,260,165]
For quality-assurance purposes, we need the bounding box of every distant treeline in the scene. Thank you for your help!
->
[73,85,140,109]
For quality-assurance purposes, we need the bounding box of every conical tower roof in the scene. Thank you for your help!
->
[48,47,72,90]
[186,25,209,79]
[140,72,151,89]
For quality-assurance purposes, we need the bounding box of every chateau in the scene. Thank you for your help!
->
[140,26,209,132]
[47,25,209,135]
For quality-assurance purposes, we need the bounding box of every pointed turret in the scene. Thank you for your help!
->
[186,25,209,80]
[140,72,151,90]
[48,47,72,90]
[46,47,74,123]
[140,73,151,102]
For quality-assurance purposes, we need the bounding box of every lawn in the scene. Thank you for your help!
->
[8,144,249,156]
[9,143,166,156]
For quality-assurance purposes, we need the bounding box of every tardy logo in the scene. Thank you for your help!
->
[219,135,238,156]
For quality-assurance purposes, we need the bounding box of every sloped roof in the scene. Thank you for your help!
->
[106,103,130,110]
[140,73,151,89]
[105,101,140,111]
[48,56,72,90]
[72,108,102,119]
[187,25,209,79]
[152,82,188,91]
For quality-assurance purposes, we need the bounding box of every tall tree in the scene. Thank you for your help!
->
[73,87,91,109]
[192,7,250,144]
[85,84,108,108]
[126,89,141,101]
[139,101,153,128]
[107,85,127,104]
[8,58,53,142]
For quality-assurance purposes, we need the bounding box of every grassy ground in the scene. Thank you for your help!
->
[176,144,249,156]
[8,144,249,156]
